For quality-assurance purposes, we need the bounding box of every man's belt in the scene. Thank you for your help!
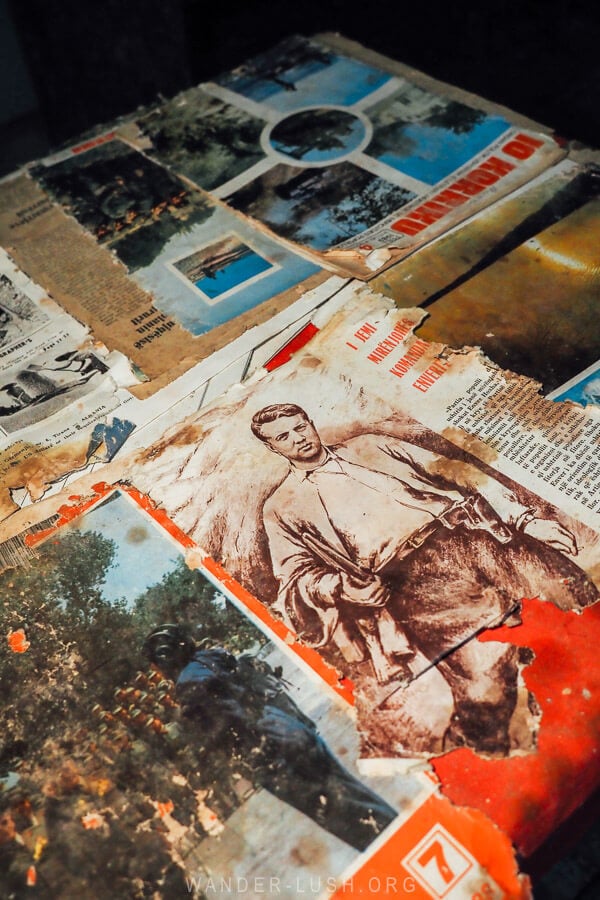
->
[400,493,513,558]
[302,493,513,581]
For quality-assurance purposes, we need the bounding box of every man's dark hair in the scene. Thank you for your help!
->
[250,403,310,441]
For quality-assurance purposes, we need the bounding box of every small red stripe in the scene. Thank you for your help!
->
[264,323,319,371]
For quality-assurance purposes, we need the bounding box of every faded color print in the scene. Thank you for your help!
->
[32,140,213,271]
[130,35,517,257]
[0,490,416,896]
[171,236,274,303]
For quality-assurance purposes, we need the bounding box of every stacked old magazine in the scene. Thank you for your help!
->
[0,34,599,899]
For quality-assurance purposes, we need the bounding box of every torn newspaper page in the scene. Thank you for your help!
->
[110,285,599,769]
[0,485,529,898]
[0,250,140,520]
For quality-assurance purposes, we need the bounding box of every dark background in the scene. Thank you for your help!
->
[1,0,599,176]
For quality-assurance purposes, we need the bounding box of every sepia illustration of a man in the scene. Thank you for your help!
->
[251,403,598,753]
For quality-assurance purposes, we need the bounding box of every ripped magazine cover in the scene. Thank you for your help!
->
[0,486,526,898]
[125,34,563,277]
[113,286,600,866]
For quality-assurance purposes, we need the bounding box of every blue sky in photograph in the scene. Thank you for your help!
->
[183,253,317,332]
[237,194,344,250]
[196,248,273,299]
[373,116,510,184]
[243,174,413,250]
[219,56,328,102]
[553,372,600,407]
[222,55,390,113]
[67,491,183,608]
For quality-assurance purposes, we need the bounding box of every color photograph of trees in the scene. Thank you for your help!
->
[32,141,214,271]
[365,86,509,184]
[138,90,267,192]
[0,491,264,896]
[226,161,415,250]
